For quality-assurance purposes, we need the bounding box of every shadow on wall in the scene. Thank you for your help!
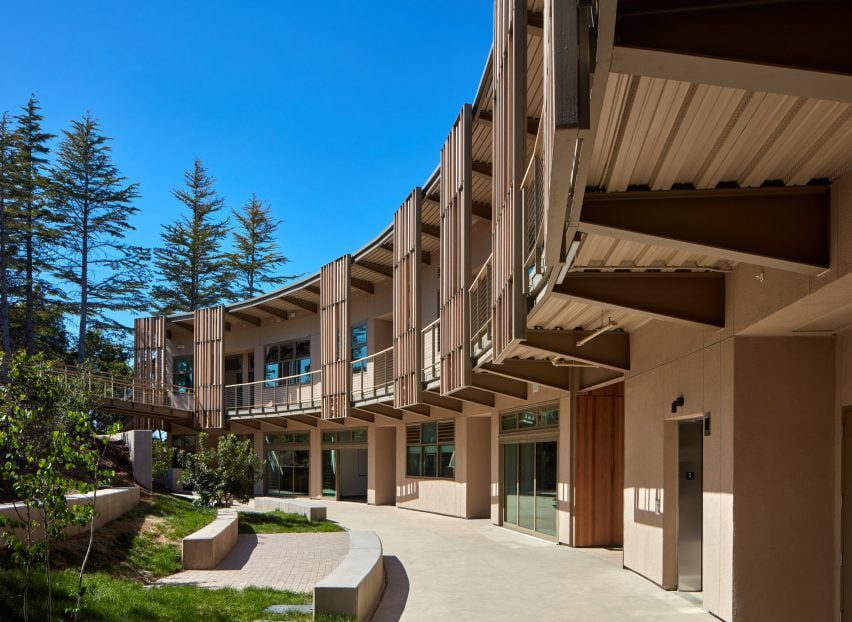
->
[631,486,664,529]
[395,481,419,503]
[372,555,409,622]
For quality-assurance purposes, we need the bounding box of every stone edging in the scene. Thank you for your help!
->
[314,530,385,621]
[181,508,238,570]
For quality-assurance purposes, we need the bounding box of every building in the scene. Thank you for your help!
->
[132,2,852,620]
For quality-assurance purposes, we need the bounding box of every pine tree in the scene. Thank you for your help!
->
[0,112,18,354]
[152,159,230,312]
[52,113,147,363]
[11,96,56,355]
[226,194,295,300]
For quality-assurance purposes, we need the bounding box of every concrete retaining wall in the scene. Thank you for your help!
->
[314,531,384,621]
[0,486,141,543]
[181,508,238,570]
[253,497,327,521]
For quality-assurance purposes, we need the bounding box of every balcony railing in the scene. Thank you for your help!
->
[225,369,321,414]
[44,364,195,412]
[470,255,493,358]
[351,346,393,403]
[522,144,547,300]
[422,319,441,384]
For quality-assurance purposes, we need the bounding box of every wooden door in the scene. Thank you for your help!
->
[574,383,624,547]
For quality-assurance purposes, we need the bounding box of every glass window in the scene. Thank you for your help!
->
[173,356,193,392]
[439,445,455,478]
[338,431,352,443]
[519,411,537,428]
[406,446,421,477]
[351,323,368,372]
[352,429,368,442]
[422,422,437,443]
[500,402,560,434]
[264,338,311,385]
[423,445,438,477]
[405,421,454,479]
[501,414,517,432]
[322,432,334,443]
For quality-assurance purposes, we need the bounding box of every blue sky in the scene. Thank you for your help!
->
[1,1,492,327]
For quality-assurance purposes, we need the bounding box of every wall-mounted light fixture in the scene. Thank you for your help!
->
[671,395,685,413]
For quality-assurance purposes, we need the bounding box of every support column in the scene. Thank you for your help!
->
[310,427,322,499]
[368,426,396,505]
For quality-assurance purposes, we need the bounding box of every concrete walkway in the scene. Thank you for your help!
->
[157,532,349,592]
[322,501,716,622]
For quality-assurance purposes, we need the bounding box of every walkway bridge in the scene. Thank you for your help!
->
[42,364,194,423]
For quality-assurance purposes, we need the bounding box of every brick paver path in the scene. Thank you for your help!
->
[157,532,349,593]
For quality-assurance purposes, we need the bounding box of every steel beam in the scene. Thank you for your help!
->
[480,360,571,392]
[580,187,830,274]
[614,1,852,101]
[578,366,624,393]
[553,272,725,328]
[227,311,260,326]
[471,370,528,399]
[422,391,463,413]
[522,329,630,371]
[282,296,318,313]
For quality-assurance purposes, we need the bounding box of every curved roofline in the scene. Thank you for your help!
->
[167,44,494,322]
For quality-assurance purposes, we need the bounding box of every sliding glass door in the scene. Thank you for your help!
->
[502,440,557,538]
[266,449,310,496]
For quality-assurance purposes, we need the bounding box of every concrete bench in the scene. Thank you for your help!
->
[182,508,238,570]
[252,497,327,522]
[314,531,385,621]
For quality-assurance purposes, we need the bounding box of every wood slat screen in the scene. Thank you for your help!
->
[493,0,528,361]
[439,105,473,393]
[393,188,423,408]
[575,383,624,547]
[321,255,351,419]
[133,315,166,430]
[542,0,592,265]
[193,305,225,429]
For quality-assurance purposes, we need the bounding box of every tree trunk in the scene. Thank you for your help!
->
[24,209,35,355]
[78,209,89,364]
[0,197,10,355]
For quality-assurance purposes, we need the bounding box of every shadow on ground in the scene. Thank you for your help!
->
[372,555,408,622]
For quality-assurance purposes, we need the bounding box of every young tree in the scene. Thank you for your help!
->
[0,354,117,621]
[152,159,230,313]
[178,432,262,507]
[0,112,19,354]
[51,113,147,363]
[11,96,56,355]
[226,194,295,300]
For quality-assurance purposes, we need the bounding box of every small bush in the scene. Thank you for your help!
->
[178,433,262,507]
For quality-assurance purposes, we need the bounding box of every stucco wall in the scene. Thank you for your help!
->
[732,337,835,622]
[624,319,733,620]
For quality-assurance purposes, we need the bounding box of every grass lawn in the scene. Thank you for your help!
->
[238,511,345,535]
[49,491,216,579]
[0,568,351,622]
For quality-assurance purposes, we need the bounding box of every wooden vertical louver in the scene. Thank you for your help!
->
[193,305,225,429]
[393,188,423,408]
[542,0,592,264]
[439,104,473,394]
[492,0,528,361]
[133,315,166,429]
[321,255,351,419]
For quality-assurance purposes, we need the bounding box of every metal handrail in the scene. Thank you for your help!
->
[224,368,321,413]
[351,347,393,402]
[469,255,493,356]
[422,319,441,383]
[15,361,196,411]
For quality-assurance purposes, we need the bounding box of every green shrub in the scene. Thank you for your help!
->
[178,433,262,507]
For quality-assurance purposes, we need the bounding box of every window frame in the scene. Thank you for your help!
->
[405,420,455,480]
[263,338,312,385]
